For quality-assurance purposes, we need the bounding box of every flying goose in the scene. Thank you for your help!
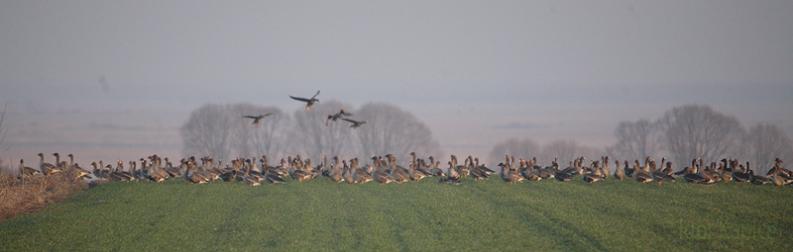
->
[326,109,353,126]
[342,118,366,128]
[243,113,273,125]
[289,90,320,111]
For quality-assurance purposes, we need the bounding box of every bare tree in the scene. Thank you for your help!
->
[290,100,356,160]
[540,140,600,166]
[608,119,661,161]
[181,104,235,161]
[488,138,541,164]
[354,102,442,161]
[181,103,292,161]
[659,104,745,167]
[227,103,289,159]
[744,123,793,173]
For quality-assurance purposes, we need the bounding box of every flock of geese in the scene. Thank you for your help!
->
[14,152,793,188]
[243,90,366,128]
[11,90,793,188]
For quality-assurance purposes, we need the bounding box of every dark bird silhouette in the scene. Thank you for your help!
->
[289,90,320,111]
[326,109,352,126]
[243,113,273,124]
[342,118,366,128]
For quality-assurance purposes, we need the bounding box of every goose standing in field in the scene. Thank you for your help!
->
[427,156,444,177]
[18,159,41,178]
[634,159,654,184]
[38,153,60,175]
[767,158,792,185]
[614,160,625,181]
[747,162,771,185]
[326,109,352,126]
[329,157,344,183]
[374,157,394,184]
[443,160,463,185]
[289,90,320,111]
[342,118,366,128]
[583,160,604,183]
[243,113,273,125]
[185,161,208,184]
[351,158,373,184]
[385,154,409,183]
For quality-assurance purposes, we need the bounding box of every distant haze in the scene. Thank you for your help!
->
[2,0,792,164]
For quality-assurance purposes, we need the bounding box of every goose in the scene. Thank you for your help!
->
[290,159,314,182]
[18,159,41,178]
[185,161,208,184]
[38,153,60,175]
[387,154,410,183]
[326,109,352,126]
[767,158,792,185]
[289,90,320,111]
[582,161,604,183]
[52,153,65,168]
[242,159,262,186]
[351,158,373,184]
[634,160,654,184]
[342,160,355,184]
[427,156,444,176]
[341,118,366,128]
[498,162,522,183]
[624,160,635,178]
[474,158,495,175]
[147,162,169,183]
[72,163,92,179]
[443,160,462,185]
[330,157,344,183]
[555,160,576,182]
[747,162,771,185]
[66,154,76,169]
[614,160,625,181]
[410,152,434,177]
[374,159,394,184]
[243,113,273,125]
[409,158,428,181]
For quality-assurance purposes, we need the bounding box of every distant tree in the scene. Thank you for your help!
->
[488,138,541,164]
[744,123,793,173]
[290,100,357,160]
[659,104,745,167]
[608,119,661,161]
[353,102,442,161]
[181,103,291,161]
[227,103,289,159]
[181,104,235,161]
[540,140,600,166]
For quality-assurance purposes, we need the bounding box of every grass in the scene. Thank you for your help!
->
[0,178,791,251]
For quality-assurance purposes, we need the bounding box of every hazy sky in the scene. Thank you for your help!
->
[2,0,792,164]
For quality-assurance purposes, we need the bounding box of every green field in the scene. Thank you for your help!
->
[1,178,791,251]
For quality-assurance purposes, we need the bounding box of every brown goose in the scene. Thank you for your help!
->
[18,159,41,178]
[326,109,352,126]
[342,118,366,128]
[614,160,625,181]
[37,153,60,175]
[289,90,320,111]
[243,113,273,125]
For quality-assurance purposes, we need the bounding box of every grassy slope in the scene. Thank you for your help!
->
[0,178,791,251]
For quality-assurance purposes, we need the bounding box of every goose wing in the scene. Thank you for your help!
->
[289,96,311,102]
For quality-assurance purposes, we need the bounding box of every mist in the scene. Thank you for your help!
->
[1,0,792,165]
